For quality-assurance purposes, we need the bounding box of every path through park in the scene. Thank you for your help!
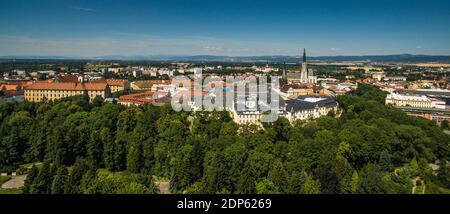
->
[1,175,26,189]
[155,181,171,194]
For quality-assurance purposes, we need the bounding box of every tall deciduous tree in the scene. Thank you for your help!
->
[301,175,321,194]
[65,159,91,194]
[350,170,360,193]
[356,164,390,194]
[268,160,288,193]
[237,160,257,194]
[202,152,227,193]
[256,179,280,194]
[378,149,393,172]
[287,170,307,194]
[51,165,68,194]
[23,164,39,194]
[31,161,52,194]
[127,141,143,173]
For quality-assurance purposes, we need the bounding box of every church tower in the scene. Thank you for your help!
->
[301,48,308,83]
[286,48,317,84]
[303,48,307,63]
[305,48,317,84]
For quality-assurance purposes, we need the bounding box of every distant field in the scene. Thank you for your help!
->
[406,63,450,67]
[347,66,382,71]
[310,62,359,66]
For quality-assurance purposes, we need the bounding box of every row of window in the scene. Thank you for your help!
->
[25,90,105,102]
[391,100,431,108]
[25,92,82,97]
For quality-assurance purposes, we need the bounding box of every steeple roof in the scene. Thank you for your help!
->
[303,48,306,63]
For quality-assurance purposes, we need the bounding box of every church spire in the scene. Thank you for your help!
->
[301,48,308,83]
[302,48,306,63]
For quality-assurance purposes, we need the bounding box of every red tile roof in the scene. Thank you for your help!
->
[0,81,33,89]
[24,82,108,91]
[1,82,33,96]
[132,80,170,89]
[57,74,79,83]
[118,91,169,105]
[83,82,109,91]
[280,84,309,92]
[106,79,129,86]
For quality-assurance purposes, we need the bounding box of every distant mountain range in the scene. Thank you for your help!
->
[1,54,450,63]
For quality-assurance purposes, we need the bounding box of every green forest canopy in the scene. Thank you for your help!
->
[0,83,449,194]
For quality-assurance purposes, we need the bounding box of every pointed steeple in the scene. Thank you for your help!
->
[301,48,308,83]
[302,48,307,63]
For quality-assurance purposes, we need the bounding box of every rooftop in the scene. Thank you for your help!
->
[24,82,108,91]
[387,93,430,102]
[285,95,338,111]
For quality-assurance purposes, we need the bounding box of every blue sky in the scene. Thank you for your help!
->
[1,0,450,56]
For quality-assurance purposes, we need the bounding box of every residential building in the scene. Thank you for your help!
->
[118,91,169,106]
[133,70,143,78]
[279,84,315,99]
[384,76,407,82]
[131,80,171,91]
[372,72,386,81]
[398,107,450,124]
[284,96,339,122]
[106,79,130,93]
[386,93,432,108]
[231,91,337,125]
[319,82,357,97]
[0,81,33,97]
[24,82,110,102]
[385,89,449,124]
[253,64,279,73]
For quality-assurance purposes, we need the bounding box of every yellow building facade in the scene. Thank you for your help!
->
[24,82,110,102]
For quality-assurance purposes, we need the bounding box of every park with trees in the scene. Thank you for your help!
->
[0,83,449,194]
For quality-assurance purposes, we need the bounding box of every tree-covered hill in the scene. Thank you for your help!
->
[0,84,449,194]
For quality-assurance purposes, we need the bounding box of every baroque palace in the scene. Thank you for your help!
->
[24,80,110,102]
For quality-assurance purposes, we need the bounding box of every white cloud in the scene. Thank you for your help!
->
[330,47,342,52]
[68,6,97,12]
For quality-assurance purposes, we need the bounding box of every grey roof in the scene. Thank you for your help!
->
[285,96,338,111]
[397,106,450,115]
[395,89,450,98]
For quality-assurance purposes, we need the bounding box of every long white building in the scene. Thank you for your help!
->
[231,95,338,125]
[385,93,445,109]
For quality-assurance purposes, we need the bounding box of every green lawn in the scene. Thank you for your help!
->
[0,188,23,194]
[0,176,23,194]
[0,176,11,185]
[425,182,450,194]
[19,162,43,170]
